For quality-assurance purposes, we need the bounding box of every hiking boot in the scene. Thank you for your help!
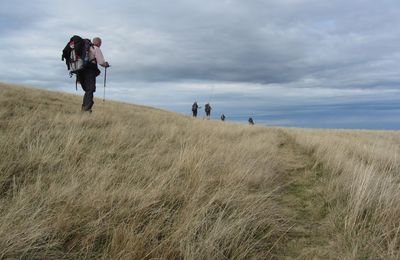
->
[81,103,93,113]
[81,107,92,113]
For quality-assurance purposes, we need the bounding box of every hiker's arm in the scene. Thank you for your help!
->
[95,48,110,67]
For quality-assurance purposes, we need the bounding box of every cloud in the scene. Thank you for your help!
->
[1,0,400,129]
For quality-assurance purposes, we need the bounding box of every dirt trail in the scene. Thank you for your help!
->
[272,129,332,259]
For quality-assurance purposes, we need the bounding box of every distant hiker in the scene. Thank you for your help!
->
[221,114,226,121]
[192,101,199,117]
[78,37,110,112]
[248,117,254,125]
[205,103,212,119]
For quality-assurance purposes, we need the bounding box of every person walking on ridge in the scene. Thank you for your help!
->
[248,117,254,125]
[78,37,110,112]
[205,103,212,119]
[192,101,200,117]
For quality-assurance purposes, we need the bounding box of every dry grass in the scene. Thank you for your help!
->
[1,82,400,259]
[285,128,400,259]
[0,83,286,259]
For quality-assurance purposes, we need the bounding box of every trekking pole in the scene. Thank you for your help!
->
[103,67,107,102]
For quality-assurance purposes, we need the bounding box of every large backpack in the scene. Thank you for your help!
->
[61,35,93,76]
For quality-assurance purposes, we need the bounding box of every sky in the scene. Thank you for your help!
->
[1,0,400,129]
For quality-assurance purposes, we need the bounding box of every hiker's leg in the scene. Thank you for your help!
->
[78,73,87,109]
[82,69,96,111]
[83,92,93,111]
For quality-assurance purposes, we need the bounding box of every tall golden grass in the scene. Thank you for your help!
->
[285,128,400,259]
[1,83,400,259]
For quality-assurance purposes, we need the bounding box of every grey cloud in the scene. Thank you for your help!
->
[108,0,400,87]
[1,0,400,129]
[3,0,400,87]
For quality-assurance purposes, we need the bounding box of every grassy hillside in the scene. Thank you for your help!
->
[1,82,400,259]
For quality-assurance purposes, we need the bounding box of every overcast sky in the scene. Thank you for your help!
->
[1,0,400,129]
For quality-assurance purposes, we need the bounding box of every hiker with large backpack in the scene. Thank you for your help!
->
[62,36,110,112]
[192,101,200,117]
[205,103,212,119]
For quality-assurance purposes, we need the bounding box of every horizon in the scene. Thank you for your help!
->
[1,0,400,130]
[7,82,398,131]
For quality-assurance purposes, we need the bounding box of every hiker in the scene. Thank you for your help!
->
[221,114,226,121]
[78,37,110,112]
[248,117,254,125]
[192,101,199,117]
[205,103,212,119]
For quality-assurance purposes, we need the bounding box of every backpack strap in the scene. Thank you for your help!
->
[89,46,97,64]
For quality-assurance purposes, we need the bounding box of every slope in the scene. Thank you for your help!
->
[2,83,400,259]
[0,83,313,258]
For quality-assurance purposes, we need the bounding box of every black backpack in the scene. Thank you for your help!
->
[62,35,93,76]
